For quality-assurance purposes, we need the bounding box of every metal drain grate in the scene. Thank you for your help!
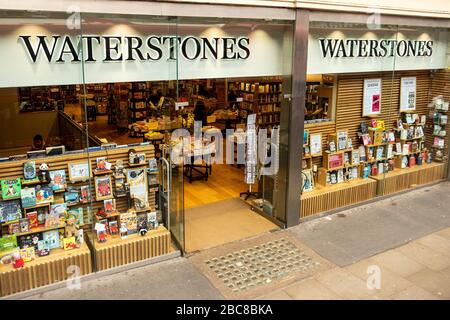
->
[204,238,320,293]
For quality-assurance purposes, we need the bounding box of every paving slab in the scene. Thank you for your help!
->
[291,182,450,266]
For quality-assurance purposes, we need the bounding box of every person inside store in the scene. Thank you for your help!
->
[30,134,46,151]
[193,100,207,126]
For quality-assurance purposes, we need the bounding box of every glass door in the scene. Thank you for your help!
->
[160,145,185,253]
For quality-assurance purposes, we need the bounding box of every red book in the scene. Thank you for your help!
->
[26,211,38,228]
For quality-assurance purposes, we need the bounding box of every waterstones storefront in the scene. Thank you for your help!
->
[0,1,448,297]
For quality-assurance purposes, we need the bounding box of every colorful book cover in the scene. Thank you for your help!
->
[50,203,68,221]
[35,185,54,204]
[49,170,67,192]
[0,200,22,223]
[64,190,79,205]
[68,207,84,226]
[20,247,35,262]
[63,237,77,251]
[19,218,30,233]
[21,187,36,208]
[108,221,119,235]
[1,178,21,200]
[79,185,90,203]
[36,206,48,225]
[0,235,17,253]
[23,161,36,180]
[18,233,41,249]
[26,211,38,228]
[42,230,60,250]
[8,222,20,235]
[120,211,137,234]
[137,213,148,231]
[36,240,50,256]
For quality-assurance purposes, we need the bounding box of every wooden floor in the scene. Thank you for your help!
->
[185,198,279,253]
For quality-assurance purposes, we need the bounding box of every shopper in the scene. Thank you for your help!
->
[193,100,207,126]
[31,134,46,151]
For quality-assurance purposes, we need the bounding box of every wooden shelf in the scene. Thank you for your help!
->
[21,179,42,186]
[93,170,113,176]
[13,223,66,237]
[95,212,120,221]
[67,201,89,207]
[23,202,51,210]
[128,163,147,167]
[400,137,424,141]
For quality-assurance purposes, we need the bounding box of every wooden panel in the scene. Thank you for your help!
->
[371,162,445,196]
[335,70,432,150]
[300,178,377,218]
[0,243,92,297]
[93,226,171,271]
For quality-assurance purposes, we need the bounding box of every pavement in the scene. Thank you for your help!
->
[13,181,450,300]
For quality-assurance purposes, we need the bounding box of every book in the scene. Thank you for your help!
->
[21,187,36,208]
[68,207,84,225]
[26,211,38,228]
[63,237,77,251]
[103,199,116,215]
[0,200,22,223]
[19,218,30,233]
[18,233,41,249]
[0,235,18,254]
[36,240,50,256]
[8,222,20,234]
[23,161,37,180]
[79,185,90,203]
[49,170,67,192]
[148,158,158,172]
[109,221,119,235]
[120,211,137,234]
[20,247,36,262]
[1,178,21,200]
[35,185,54,204]
[50,203,68,220]
[42,230,61,250]
[137,213,148,231]
[36,206,48,225]
[64,190,79,205]
[147,211,158,230]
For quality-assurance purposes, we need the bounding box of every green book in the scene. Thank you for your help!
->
[1,178,21,200]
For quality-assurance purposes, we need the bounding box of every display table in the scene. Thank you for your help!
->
[92,226,171,271]
[300,178,377,219]
[370,162,445,196]
[0,243,92,297]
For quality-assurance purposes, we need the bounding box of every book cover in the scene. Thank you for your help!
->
[109,221,119,235]
[18,233,41,249]
[19,218,30,233]
[36,206,48,225]
[27,211,39,228]
[21,187,36,208]
[8,222,20,234]
[68,207,84,225]
[1,178,21,200]
[147,211,158,230]
[42,230,61,250]
[20,247,35,262]
[79,185,91,203]
[64,190,79,205]
[103,199,116,215]
[0,200,22,223]
[50,203,68,220]
[35,185,54,204]
[49,170,67,192]
[137,213,148,231]
[36,240,50,256]
[23,161,36,180]
[63,237,77,251]
[120,211,137,234]
[148,158,158,172]
[0,235,17,254]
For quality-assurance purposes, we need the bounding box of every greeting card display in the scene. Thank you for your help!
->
[1,178,21,200]
[94,176,113,201]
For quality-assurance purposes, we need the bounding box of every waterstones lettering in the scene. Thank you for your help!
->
[19,35,250,63]
[319,39,433,58]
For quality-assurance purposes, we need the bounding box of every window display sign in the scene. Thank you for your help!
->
[310,133,322,156]
[400,77,417,112]
[363,79,382,117]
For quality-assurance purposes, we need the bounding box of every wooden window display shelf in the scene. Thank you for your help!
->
[0,242,92,297]
[91,226,171,271]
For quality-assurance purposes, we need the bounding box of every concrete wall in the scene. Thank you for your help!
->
[0,88,58,156]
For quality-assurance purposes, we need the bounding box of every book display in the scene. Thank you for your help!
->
[0,144,169,296]
[429,96,449,162]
